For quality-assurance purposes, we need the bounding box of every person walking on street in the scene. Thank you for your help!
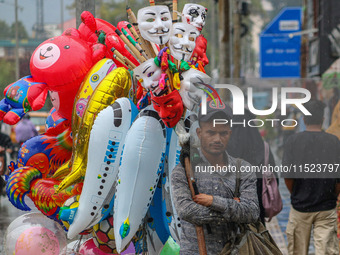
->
[15,114,38,145]
[0,130,13,195]
[283,100,340,255]
[171,101,259,255]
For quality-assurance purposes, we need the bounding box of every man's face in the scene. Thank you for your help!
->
[197,121,231,156]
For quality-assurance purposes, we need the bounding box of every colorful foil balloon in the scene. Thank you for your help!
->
[0,76,47,124]
[56,67,132,192]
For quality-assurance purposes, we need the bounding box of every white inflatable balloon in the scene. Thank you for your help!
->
[5,212,67,255]
[114,105,166,253]
[66,98,138,239]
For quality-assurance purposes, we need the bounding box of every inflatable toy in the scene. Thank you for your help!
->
[56,67,132,192]
[5,212,67,255]
[1,2,215,254]
[0,76,47,124]
[67,98,138,238]
[114,105,166,253]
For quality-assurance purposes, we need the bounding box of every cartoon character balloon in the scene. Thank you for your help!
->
[133,59,163,96]
[29,28,106,120]
[137,5,172,45]
[0,76,47,124]
[182,3,207,32]
[169,23,199,62]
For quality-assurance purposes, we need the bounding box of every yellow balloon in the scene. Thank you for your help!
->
[52,160,71,180]
[53,59,117,183]
[71,59,117,136]
[56,67,132,192]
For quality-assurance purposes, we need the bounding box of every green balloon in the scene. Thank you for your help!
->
[160,236,180,255]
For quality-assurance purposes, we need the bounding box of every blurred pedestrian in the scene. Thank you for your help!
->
[283,100,340,255]
[0,130,13,195]
[227,108,279,224]
[15,114,38,145]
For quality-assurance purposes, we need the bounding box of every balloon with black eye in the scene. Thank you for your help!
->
[182,3,208,32]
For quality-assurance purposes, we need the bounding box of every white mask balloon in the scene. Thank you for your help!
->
[182,4,207,32]
[133,59,162,94]
[137,5,172,45]
[169,23,199,62]
[179,68,212,111]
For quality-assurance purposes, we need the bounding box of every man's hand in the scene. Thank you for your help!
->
[193,193,213,207]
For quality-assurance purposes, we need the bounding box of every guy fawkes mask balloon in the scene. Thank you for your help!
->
[133,59,162,94]
[179,68,212,111]
[137,5,172,45]
[169,23,199,62]
[182,4,207,32]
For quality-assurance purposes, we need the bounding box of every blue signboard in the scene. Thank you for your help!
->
[260,7,302,78]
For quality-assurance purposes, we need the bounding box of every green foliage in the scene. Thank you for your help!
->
[0,59,15,95]
[99,0,145,26]
[9,21,28,39]
[0,20,10,39]
[0,19,28,40]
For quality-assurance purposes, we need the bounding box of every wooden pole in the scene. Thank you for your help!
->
[218,0,231,100]
[126,6,156,58]
[184,157,207,255]
[300,0,308,78]
[173,0,178,22]
[115,29,146,63]
[211,1,216,73]
[232,0,241,79]
[14,0,19,80]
